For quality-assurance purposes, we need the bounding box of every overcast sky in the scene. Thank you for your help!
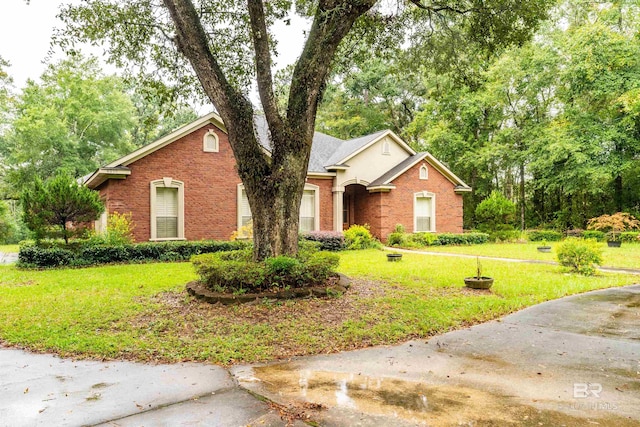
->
[0,0,307,91]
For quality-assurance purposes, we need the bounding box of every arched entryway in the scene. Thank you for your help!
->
[342,183,381,231]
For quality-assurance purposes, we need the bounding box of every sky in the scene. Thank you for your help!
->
[0,0,307,92]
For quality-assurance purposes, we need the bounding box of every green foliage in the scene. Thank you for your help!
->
[0,201,15,243]
[475,191,517,240]
[343,224,381,250]
[555,238,603,275]
[192,249,339,294]
[18,239,250,269]
[301,231,345,251]
[21,173,104,244]
[2,55,136,194]
[389,232,490,247]
[620,232,640,243]
[527,230,563,242]
[91,212,136,246]
[582,230,606,241]
[387,232,407,247]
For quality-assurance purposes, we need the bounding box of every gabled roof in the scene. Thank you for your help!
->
[85,112,469,191]
[323,129,415,167]
[368,152,472,192]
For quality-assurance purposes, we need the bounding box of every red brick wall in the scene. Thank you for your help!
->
[379,160,463,239]
[97,124,241,242]
[306,177,334,232]
[96,125,337,242]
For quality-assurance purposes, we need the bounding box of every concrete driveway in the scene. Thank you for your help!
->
[1,285,639,426]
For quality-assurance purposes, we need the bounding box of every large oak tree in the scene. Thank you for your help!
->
[57,0,552,260]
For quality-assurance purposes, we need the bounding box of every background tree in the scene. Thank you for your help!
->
[2,55,136,194]
[57,0,553,260]
[21,172,104,244]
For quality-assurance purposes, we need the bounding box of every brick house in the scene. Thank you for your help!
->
[84,112,471,242]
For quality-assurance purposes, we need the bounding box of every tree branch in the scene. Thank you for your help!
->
[247,0,285,142]
[162,0,270,176]
[287,0,376,139]
[407,0,477,14]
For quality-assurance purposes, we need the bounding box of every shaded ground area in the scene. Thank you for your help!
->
[234,284,640,426]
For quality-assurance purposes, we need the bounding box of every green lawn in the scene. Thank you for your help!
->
[0,250,637,365]
[401,241,640,269]
[0,244,19,253]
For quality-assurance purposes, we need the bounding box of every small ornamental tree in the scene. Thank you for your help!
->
[21,173,104,244]
[475,191,517,239]
[587,212,640,242]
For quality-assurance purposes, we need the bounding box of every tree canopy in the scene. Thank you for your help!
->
[56,0,553,259]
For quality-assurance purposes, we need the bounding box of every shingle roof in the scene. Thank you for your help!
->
[253,115,382,173]
[368,153,429,187]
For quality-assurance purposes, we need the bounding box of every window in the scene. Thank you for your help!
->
[156,187,178,238]
[240,188,252,227]
[382,140,391,155]
[419,165,428,180]
[203,129,219,152]
[414,191,435,232]
[150,178,184,240]
[300,190,315,232]
[238,183,319,233]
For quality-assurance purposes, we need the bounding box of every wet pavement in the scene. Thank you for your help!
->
[234,284,640,426]
[1,285,639,426]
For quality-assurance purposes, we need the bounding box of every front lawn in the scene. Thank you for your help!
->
[402,241,640,269]
[0,250,637,365]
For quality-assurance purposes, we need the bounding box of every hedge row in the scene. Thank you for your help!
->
[527,230,563,242]
[388,232,490,247]
[18,240,251,268]
[301,231,345,251]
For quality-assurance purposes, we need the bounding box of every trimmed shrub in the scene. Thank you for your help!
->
[18,239,250,268]
[555,238,603,275]
[527,230,563,242]
[410,232,440,246]
[620,231,640,243]
[475,191,516,240]
[582,230,606,242]
[302,231,345,251]
[192,249,339,293]
[565,229,584,238]
[343,224,380,250]
[387,232,406,246]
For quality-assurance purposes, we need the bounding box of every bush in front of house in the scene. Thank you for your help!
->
[582,230,606,241]
[343,224,381,250]
[386,230,489,247]
[527,230,563,242]
[555,238,603,276]
[301,231,345,251]
[18,239,251,268]
[192,247,340,294]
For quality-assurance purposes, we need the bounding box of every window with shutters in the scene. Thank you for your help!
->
[203,129,219,152]
[414,191,435,232]
[150,178,184,240]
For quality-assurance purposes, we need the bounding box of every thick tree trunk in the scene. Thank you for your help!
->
[162,0,375,260]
